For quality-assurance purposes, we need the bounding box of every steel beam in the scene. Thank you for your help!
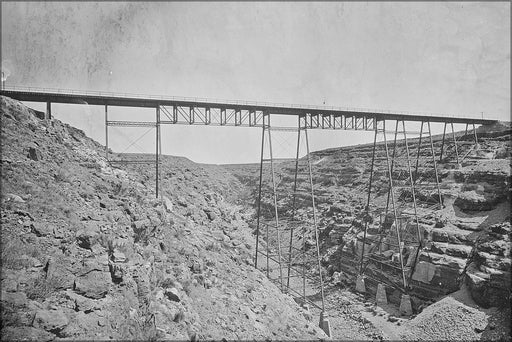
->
[359,127,378,274]
[46,101,52,120]
[254,117,266,269]
[427,122,443,209]
[267,117,284,291]
[105,105,108,160]
[401,120,421,288]
[2,88,497,125]
[451,122,460,165]
[382,120,406,288]
[439,123,447,162]
[156,107,160,198]
[287,118,302,290]
[305,128,326,313]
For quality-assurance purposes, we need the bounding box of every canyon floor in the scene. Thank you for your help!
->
[1,95,510,341]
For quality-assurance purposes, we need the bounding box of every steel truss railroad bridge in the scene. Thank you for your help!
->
[1,87,497,336]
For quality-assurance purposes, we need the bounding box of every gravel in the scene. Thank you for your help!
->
[400,293,488,341]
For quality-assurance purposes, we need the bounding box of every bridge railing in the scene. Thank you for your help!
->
[1,84,493,121]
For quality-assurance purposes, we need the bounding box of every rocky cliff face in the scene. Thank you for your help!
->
[0,96,326,341]
[227,122,511,311]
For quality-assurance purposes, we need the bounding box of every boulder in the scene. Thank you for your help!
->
[412,261,437,283]
[44,258,75,290]
[411,253,465,292]
[31,222,55,237]
[27,147,42,161]
[80,256,110,273]
[163,196,174,212]
[33,309,69,332]
[165,288,181,302]
[204,209,218,221]
[490,222,511,235]
[329,204,353,216]
[454,191,500,212]
[466,269,510,308]
[76,222,101,249]
[64,290,98,313]
[74,270,111,299]
[112,250,126,263]
[5,193,25,203]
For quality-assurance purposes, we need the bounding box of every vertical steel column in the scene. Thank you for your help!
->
[301,117,307,303]
[439,123,447,162]
[173,106,178,123]
[156,107,160,198]
[265,114,270,277]
[302,221,307,303]
[427,122,443,209]
[305,128,325,313]
[266,224,269,276]
[105,105,108,160]
[268,119,284,291]
[473,124,478,144]
[414,122,424,184]
[385,120,400,215]
[255,114,267,269]
[382,120,406,288]
[46,102,52,120]
[158,116,162,162]
[221,108,226,125]
[451,122,460,165]
[401,120,422,288]
[359,125,378,273]
[287,117,302,290]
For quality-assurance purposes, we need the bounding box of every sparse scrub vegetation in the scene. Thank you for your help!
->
[53,166,72,184]
[1,236,42,270]
[25,274,63,300]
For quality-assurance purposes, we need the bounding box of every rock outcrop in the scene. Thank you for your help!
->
[227,121,511,311]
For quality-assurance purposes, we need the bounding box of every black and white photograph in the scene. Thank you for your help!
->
[1,2,510,341]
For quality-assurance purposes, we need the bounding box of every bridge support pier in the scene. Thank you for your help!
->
[105,105,108,160]
[359,119,442,294]
[46,101,51,120]
[254,113,326,329]
[156,106,161,198]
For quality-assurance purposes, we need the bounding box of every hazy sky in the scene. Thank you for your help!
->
[1,2,510,163]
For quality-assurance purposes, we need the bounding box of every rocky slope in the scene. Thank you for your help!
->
[227,121,511,338]
[0,96,326,341]
[2,95,510,341]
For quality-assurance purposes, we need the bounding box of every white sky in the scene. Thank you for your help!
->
[1,2,510,164]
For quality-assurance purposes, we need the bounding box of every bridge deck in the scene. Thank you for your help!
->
[0,87,497,126]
